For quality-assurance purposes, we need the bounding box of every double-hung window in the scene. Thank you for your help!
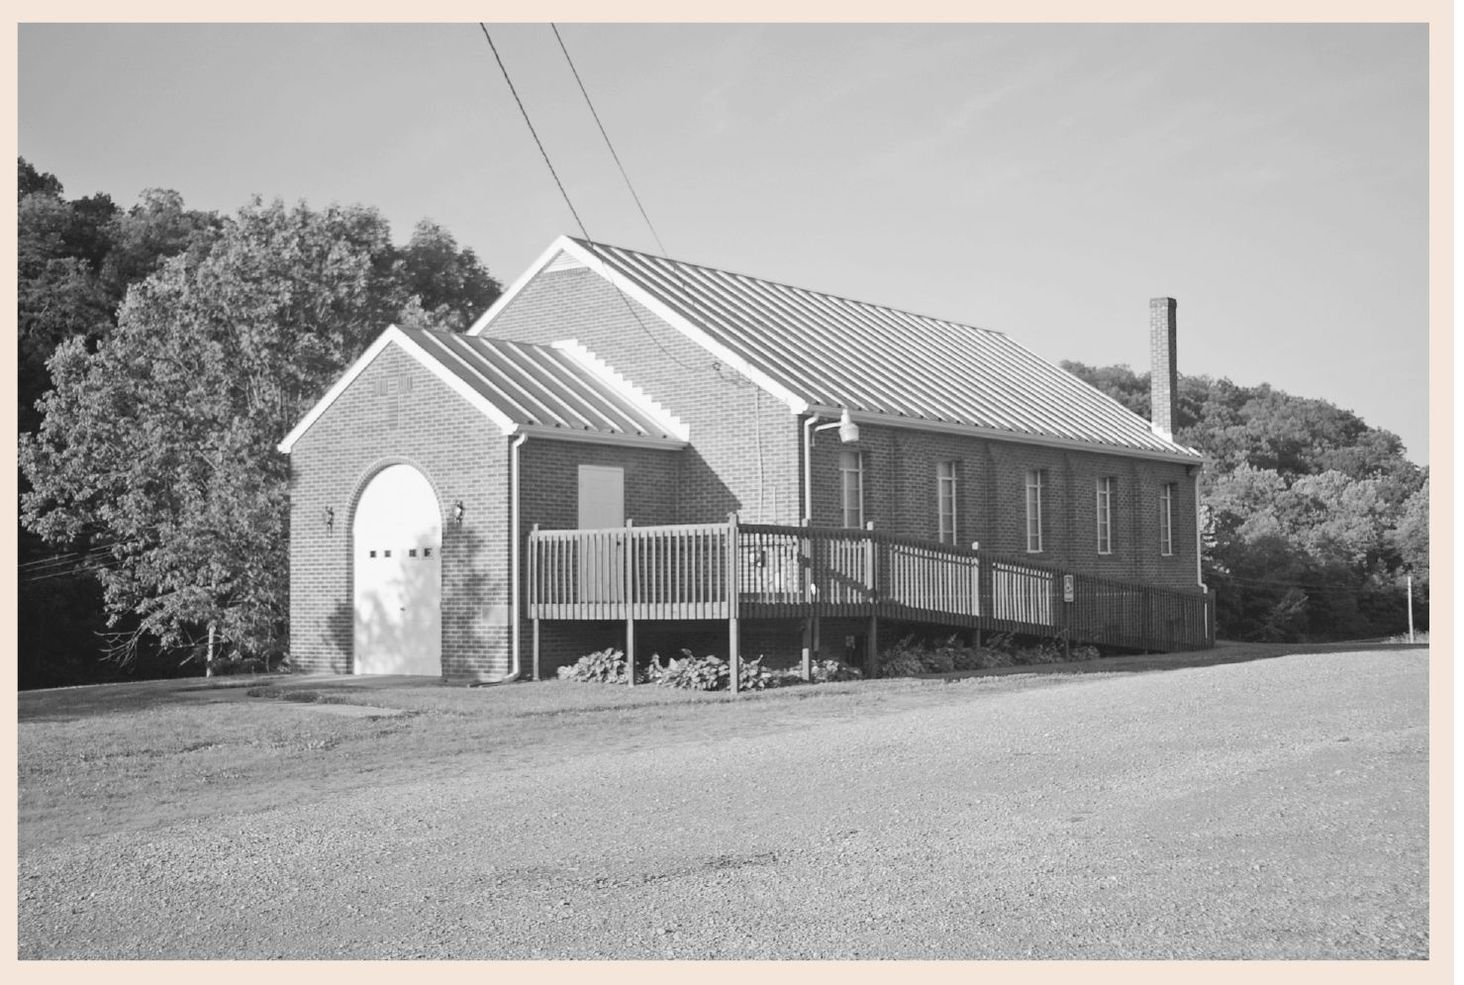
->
[1096,477,1115,555]
[840,450,864,528]
[1025,469,1044,552]
[1160,482,1176,556]
[937,460,958,545]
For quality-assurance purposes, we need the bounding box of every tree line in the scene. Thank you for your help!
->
[18,159,501,687]
[18,159,1429,686]
[1062,361,1428,642]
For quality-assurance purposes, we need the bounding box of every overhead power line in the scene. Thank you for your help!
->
[474,24,700,375]
[477,23,591,240]
[551,23,669,258]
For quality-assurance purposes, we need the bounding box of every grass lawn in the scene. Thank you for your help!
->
[19,639,1422,850]
[19,640,1430,959]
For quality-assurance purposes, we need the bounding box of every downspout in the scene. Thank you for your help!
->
[802,415,817,523]
[1192,467,1206,591]
[476,431,528,685]
[1194,466,1211,644]
[508,431,528,681]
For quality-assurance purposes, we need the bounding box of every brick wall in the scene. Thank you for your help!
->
[516,437,681,677]
[484,267,802,526]
[287,343,511,681]
[807,421,1202,594]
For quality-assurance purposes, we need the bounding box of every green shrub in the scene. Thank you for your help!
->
[1070,644,1101,661]
[1012,638,1066,665]
[557,647,630,683]
[808,658,862,683]
[644,650,784,691]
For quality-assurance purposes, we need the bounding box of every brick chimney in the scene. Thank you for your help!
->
[1149,297,1178,439]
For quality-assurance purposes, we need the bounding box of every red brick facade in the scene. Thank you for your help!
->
[285,260,1204,680]
[485,267,802,526]
[810,422,1201,593]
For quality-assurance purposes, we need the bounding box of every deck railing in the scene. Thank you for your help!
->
[528,516,1214,652]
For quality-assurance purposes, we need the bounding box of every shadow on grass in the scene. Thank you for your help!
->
[19,674,290,723]
[927,639,1429,683]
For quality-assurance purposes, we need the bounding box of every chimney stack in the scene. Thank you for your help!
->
[1149,297,1178,439]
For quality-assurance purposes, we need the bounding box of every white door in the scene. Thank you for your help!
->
[577,466,625,603]
[353,464,442,675]
[577,465,625,529]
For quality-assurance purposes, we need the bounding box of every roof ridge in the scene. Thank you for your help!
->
[568,236,1009,338]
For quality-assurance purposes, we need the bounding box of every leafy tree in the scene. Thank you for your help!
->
[398,220,502,330]
[1065,360,1427,642]
[100,187,222,303]
[18,157,62,199]
[21,198,501,674]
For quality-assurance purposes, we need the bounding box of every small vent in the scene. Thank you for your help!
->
[545,250,586,273]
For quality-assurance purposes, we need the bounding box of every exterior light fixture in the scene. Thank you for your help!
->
[453,500,465,525]
[812,408,860,445]
[323,506,334,533]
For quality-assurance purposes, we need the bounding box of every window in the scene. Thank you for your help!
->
[1160,482,1176,556]
[1025,469,1044,552]
[840,450,864,528]
[1096,477,1115,555]
[937,461,958,545]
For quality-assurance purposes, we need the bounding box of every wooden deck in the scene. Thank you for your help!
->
[528,516,1214,656]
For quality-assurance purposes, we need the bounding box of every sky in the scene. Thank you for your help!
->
[17,20,1433,464]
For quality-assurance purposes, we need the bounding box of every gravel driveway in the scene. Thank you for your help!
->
[19,649,1429,959]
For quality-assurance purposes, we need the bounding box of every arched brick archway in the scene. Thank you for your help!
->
[352,463,442,675]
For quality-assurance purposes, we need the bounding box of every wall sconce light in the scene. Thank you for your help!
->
[452,500,465,526]
[323,506,334,533]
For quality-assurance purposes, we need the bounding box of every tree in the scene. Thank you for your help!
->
[21,198,501,674]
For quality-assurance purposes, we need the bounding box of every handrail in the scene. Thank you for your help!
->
[527,518,1214,651]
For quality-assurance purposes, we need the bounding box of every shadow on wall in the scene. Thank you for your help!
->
[323,517,508,678]
[676,446,743,524]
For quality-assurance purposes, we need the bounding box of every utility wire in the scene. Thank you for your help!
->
[551,23,669,258]
[478,23,591,240]
[476,23,699,375]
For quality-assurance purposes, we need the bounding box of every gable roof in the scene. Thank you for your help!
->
[277,325,688,453]
[471,236,1201,463]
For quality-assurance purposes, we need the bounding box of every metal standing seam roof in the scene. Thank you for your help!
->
[563,238,1200,459]
[398,328,683,441]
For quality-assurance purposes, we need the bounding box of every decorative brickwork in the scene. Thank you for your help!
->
[485,268,803,526]
[287,343,510,680]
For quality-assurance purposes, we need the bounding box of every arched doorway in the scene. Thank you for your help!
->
[352,463,442,676]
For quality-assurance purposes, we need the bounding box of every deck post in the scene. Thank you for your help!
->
[624,518,635,687]
[864,520,878,677]
[727,511,740,695]
[800,519,814,681]
[529,523,541,680]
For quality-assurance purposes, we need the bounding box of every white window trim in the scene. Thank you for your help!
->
[840,450,864,529]
[1096,477,1114,555]
[1025,469,1044,553]
[1160,482,1175,557]
[938,460,958,545]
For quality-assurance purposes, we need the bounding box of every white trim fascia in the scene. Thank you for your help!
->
[810,405,1205,466]
[277,325,518,453]
[550,339,691,442]
[278,326,400,453]
[467,237,578,336]
[516,424,687,451]
[512,238,813,415]
[390,330,519,434]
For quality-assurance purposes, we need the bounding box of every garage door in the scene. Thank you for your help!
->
[352,463,442,676]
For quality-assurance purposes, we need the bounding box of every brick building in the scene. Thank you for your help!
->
[279,236,1209,682]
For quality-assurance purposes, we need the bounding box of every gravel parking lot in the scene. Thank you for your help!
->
[18,648,1429,959]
